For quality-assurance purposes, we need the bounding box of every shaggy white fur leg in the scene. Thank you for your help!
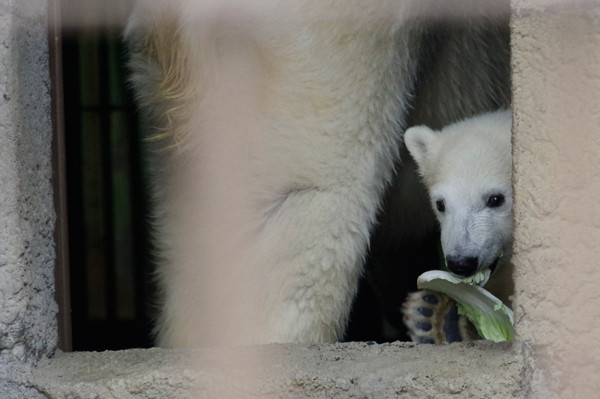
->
[126,2,424,347]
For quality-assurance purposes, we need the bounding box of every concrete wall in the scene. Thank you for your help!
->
[0,0,57,363]
[511,1,600,398]
[0,1,57,397]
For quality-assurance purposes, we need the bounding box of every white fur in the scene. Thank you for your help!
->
[126,1,509,347]
[405,110,513,277]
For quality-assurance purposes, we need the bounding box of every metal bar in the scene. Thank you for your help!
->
[48,0,73,352]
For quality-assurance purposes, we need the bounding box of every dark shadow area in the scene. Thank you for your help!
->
[62,24,155,350]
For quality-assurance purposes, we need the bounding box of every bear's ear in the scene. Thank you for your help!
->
[404,125,437,172]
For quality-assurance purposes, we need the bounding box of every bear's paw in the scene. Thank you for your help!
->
[402,290,479,344]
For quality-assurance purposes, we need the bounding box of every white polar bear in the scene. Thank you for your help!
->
[126,0,510,347]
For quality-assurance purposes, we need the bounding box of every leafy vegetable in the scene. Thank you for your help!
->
[417,270,514,342]
[459,268,492,286]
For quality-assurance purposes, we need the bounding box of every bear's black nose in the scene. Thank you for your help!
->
[446,256,478,276]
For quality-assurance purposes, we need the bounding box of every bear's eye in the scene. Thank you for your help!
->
[435,199,445,213]
[486,194,505,208]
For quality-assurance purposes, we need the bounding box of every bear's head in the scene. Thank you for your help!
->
[404,110,512,277]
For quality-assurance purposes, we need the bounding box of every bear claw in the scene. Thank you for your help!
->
[402,290,479,344]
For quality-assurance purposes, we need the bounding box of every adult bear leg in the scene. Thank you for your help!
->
[127,3,420,347]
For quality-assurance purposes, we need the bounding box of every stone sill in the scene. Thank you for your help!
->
[6,341,529,398]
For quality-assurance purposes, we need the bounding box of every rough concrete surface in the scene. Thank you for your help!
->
[0,0,57,363]
[24,342,527,399]
[0,355,47,399]
[511,2,600,398]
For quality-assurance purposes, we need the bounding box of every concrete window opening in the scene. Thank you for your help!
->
[57,2,513,351]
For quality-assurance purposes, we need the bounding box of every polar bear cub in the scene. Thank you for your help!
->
[405,110,513,279]
[403,110,512,343]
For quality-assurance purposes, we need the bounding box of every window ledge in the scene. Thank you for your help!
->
[23,341,528,398]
